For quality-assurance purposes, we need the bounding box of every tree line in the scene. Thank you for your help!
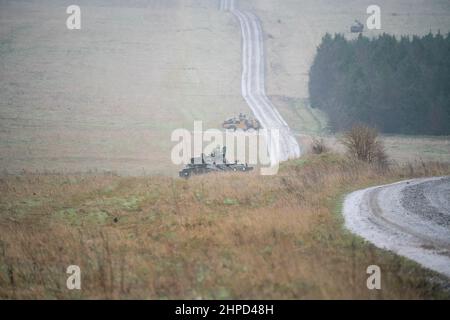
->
[309,32,450,135]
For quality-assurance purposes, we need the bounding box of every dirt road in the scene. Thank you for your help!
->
[343,177,450,278]
[220,0,301,164]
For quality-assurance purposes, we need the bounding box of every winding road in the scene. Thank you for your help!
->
[219,0,301,164]
[343,177,450,278]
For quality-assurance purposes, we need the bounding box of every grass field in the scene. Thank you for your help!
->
[1,1,450,299]
[1,154,449,299]
[1,0,449,176]
[0,0,247,175]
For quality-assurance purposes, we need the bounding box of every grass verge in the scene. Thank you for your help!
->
[0,154,449,299]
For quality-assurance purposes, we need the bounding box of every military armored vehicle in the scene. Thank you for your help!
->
[179,146,253,178]
[222,113,261,131]
[351,20,364,33]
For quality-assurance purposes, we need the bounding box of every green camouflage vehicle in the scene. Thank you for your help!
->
[179,146,253,178]
[222,113,261,131]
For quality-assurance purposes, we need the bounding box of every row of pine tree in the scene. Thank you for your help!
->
[309,32,450,135]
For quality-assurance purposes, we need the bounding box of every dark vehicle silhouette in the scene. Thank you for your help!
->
[351,20,364,33]
[222,113,261,131]
[179,146,253,178]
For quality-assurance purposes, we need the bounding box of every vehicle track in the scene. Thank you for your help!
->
[343,177,450,278]
[219,0,301,164]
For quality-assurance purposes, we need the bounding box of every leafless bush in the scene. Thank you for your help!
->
[341,124,387,166]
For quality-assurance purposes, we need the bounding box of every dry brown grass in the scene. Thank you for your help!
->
[0,154,449,299]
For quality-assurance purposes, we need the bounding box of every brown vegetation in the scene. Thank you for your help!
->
[0,154,449,299]
[311,138,328,155]
[341,125,388,166]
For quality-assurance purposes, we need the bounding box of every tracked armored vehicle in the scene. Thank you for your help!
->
[351,20,364,33]
[179,146,253,178]
[222,113,261,131]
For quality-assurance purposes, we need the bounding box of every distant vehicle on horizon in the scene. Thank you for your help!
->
[351,20,364,33]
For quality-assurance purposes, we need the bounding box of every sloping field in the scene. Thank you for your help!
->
[1,0,450,176]
[0,0,248,175]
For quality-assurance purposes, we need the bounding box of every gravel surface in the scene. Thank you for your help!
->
[220,0,301,165]
[343,177,450,278]
[401,177,450,228]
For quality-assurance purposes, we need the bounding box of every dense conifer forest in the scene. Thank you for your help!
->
[309,32,450,135]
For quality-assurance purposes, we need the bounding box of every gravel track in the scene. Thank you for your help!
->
[343,177,450,278]
[220,0,301,164]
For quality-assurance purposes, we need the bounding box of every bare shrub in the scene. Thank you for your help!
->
[311,138,328,154]
[341,124,388,166]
